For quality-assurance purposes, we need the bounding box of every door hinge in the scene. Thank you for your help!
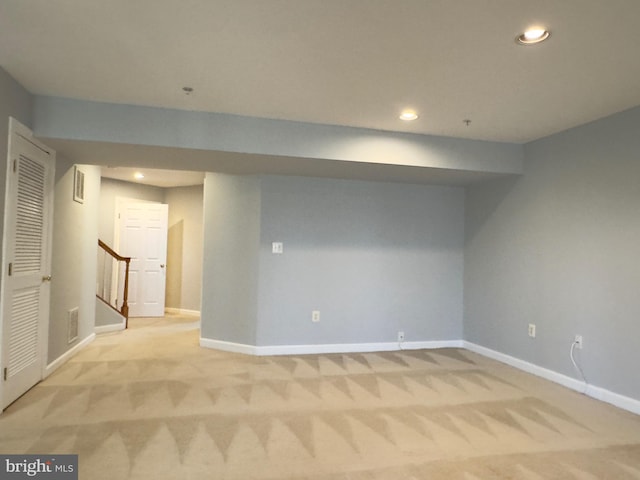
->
[12,159,17,173]
[3,367,7,381]
[8,262,12,276]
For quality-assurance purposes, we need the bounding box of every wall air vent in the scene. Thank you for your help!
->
[68,307,79,344]
[73,166,85,203]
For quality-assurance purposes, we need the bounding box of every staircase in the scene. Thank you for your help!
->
[96,239,131,328]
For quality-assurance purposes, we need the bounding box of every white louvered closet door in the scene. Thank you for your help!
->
[1,122,54,410]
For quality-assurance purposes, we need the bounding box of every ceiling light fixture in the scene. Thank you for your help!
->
[516,26,550,45]
[134,172,145,180]
[182,86,193,95]
[399,110,419,121]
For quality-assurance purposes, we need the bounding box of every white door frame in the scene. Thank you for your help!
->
[0,118,54,410]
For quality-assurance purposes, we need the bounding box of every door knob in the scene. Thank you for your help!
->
[42,275,52,282]
[160,264,165,268]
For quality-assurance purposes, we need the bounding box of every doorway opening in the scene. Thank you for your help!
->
[97,167,205,332]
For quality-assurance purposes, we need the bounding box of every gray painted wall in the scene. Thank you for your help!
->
[95,298,124,328]
[256,176,464,346]
[201,173,463,348]
[464,106,640,401]
[0,67,33,298]
[165,185,203,312]
[201,173,261,344]
[49,162,100,363]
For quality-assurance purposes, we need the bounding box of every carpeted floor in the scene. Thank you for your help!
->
[1,314,640,479]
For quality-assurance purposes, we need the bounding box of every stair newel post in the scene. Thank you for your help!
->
[121,257,130,328]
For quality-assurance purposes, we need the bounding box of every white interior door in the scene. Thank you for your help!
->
[119,202,168,317]
[1,119,54,410]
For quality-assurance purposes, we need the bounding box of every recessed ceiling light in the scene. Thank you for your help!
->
[399,110,419,121]
[134,172,144,180]
[516,27,550,45]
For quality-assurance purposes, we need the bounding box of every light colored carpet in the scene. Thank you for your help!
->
[1,314,640,479]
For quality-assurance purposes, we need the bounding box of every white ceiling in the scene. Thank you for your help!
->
[2,0,639,145]
[3,1,640,187]
[100,166,204,188]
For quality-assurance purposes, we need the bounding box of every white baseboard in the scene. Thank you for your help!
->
[200,337,257,355]
[95,321,126,334]
[463,341,586,392]
[464,341,640,416]
[584,383,640,416]
[200,337,463,357]
[165,308,200,317]
[44,333,96,378]
[200,335,640,415]
[255,340,463,356]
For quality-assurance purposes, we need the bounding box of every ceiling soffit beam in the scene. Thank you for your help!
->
[33,96,523,176]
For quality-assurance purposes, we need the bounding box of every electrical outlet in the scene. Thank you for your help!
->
[397,331,405,342]
[574,334,583,349]
[312,310,320,323]
[528,323,536,338]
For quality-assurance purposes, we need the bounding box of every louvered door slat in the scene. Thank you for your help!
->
[7,288,40,377]
[12,154,45,275]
